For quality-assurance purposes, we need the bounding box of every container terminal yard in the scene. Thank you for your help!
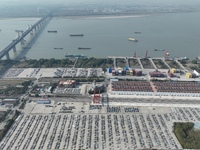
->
[1,53,200,150]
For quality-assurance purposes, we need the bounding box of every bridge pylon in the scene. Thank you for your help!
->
[5,52,10,60]
[13,46,17,52]
[15,30,23,38]
[28,25,34,35]
[15,30,26,44]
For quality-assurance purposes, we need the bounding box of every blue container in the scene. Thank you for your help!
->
[126,67,129,71]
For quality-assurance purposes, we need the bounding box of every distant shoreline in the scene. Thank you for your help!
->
[54,14,152,20]
[0,9,199,20]
[0,14,147,21]
[0,17,40,21]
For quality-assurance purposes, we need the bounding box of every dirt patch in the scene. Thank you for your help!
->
[116,58,127,68]
[140,59,154,69]
[153,59,168,69]
[128,59,141,69]
[165,60,181,69]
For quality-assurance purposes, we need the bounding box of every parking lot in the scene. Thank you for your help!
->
[3,68,102,78]
[53,87,81,95]
[3,100,200,150]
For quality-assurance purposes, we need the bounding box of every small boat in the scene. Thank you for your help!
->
[70,34,84,36]
[78,47,91,50]
[128,38,138,42]
[48,30,57,33]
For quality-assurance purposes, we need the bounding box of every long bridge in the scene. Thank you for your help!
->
[0,13,52,60]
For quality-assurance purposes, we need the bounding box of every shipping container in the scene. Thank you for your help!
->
[109,67,112,73]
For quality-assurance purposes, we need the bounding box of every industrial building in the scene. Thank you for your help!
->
[58,80,76,88]
[1,99,18,107]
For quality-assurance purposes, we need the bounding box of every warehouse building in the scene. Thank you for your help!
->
[1,99,18,107]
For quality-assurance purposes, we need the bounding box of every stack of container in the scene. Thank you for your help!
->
[115,70,119,75]
[171,68,176,73]
[108,67,112,73]
[130,70,133,76]
[119,70,122,75]
[168,72,174,77]
[149,71,165,77]
[112,70,115,76]
[125,67,129,71]
[132,69,136,76]
[192,73,196,78]
[186,72,192,78]
[136,70,142,76]
[122,70,126,75]
[126,70,130,75]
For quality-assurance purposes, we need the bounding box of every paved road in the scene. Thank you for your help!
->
[149,58,157,69]
[137,58,144,69]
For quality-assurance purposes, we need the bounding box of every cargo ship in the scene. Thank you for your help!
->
[78,47,91,50]
[154,49,165,51]
[48,30,57,33]
[134,32,141,34]
[128,38,138,42]
[54,48,63,50]
[70,34,84,36]
[65,53,87,58]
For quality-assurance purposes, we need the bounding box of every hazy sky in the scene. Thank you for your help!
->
[1,0,200,13]
[1,0,200,5]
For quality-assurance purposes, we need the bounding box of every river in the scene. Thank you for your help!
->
[0,12,200,60]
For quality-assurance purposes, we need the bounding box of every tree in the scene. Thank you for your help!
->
[192,60,198,64]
